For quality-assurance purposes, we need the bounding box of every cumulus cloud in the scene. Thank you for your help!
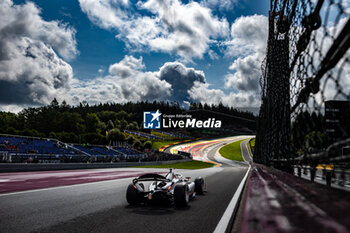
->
[78,1,270,108]
[296,17,350,107]
[224,15,267,105]
[67,56,171,105]
[78,0,130,30]
[109,55,145,78]
[0,0,269,111]
[65,56,207,106]
[67,53,263,109]
[0,0,78,60]
[188,81,260,108]
[188,82,226,105]
[0,0,76,107]
[0,37,73,105]
[79,0,229,61]
[187,15,268,108]
[225,53,262,92]
[159,62,206,103]
[226,14,268,57]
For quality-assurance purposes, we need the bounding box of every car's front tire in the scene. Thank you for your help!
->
[174,183,189,207]
[126,184,140,205]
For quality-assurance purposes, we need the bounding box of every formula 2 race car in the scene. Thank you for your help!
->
[126,169,205,207]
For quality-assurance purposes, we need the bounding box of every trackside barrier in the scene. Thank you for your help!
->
[235,163,350,233]
[0,159,192,172]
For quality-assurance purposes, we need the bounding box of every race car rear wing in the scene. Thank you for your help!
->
[133,173,169,184]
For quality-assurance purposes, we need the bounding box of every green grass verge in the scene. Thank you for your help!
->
[152,140,180,149]
[248,138,255,156]
[134,160,214,169]
[219,139,245,161]
[250,138,255,147]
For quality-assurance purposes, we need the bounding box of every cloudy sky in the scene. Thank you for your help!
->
[0,0,270,112]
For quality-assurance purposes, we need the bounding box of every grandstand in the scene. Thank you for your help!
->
[124,129,193,141]
[124,130,163,140]
[0,134,182,163]
[152,129,193,140]
[0,134,83,163]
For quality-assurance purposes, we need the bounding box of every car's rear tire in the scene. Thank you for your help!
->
[126,184,140,205]
[174,183,189,207]
[195,177,204,195]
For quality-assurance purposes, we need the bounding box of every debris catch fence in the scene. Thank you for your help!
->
[254,0,350,185]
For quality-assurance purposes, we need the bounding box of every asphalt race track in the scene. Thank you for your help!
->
[0,136,253,233]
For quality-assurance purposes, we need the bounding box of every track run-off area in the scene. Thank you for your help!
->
[0,135,254,233]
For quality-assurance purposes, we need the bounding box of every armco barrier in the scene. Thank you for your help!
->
[0,159,192,172]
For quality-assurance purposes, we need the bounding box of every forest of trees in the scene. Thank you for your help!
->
[291,111,326,153]
[0,99,256,145]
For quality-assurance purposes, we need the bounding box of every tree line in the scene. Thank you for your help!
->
[291,111,326,154]
[0,99,256,146]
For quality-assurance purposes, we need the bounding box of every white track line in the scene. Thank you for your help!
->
[213,138,252,233]
[213,165,250,233]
